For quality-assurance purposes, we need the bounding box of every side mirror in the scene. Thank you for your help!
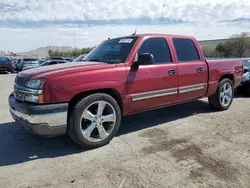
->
[132,53,154,68]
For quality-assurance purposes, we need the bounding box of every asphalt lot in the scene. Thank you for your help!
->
[0,73,250,188]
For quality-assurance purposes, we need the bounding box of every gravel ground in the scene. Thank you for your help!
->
[0,73,250,188]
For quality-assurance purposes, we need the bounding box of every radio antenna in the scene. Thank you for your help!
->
[132,29,137,35]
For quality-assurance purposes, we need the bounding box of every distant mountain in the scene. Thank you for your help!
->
[198,38,228,48]
[17,46,77,57]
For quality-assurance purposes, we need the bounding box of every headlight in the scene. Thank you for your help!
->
[24,78,46,103]
[26,79,46,89]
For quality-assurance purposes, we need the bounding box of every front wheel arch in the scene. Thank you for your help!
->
[67,88,123,118]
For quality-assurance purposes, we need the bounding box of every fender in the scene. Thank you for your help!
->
[50,80,125,103]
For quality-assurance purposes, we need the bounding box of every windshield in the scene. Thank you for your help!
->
[81,37,139,64]
[242,59,250,67]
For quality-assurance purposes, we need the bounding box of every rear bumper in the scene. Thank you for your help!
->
[9,93,68,137]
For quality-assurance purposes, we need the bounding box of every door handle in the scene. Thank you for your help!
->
[197,67,203,73]
[168,69,176,75]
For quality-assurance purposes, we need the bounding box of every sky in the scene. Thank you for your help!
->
[0,0,250,52]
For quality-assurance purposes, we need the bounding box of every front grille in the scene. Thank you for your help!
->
[14,76,29,101]
[15,76,28,87]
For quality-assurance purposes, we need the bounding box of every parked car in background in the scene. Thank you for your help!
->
[23,60,68,70]
[0,56,14,73]
[11,59,17,69]
[19,58,38,71]
[15,59,23,72]
[236,58,250,96]
[46,57,65,61]
[12,58,21,72]
[37,59,46,64]
[73,54,86,62]
[9,33,243,149]
[64,58,74,62]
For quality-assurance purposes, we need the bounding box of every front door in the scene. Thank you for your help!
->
[126,37,178,113]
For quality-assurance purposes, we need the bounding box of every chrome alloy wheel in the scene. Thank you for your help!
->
[220,82,233,107]
[80,100,116,142]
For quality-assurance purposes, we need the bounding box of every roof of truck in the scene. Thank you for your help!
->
[110,33,195,40]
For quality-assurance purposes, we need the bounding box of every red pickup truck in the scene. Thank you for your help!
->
[9,34,243,149]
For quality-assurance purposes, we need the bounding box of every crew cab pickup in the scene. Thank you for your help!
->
[9,34,244,149]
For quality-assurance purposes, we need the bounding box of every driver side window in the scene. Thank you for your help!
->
[138,38,172,64]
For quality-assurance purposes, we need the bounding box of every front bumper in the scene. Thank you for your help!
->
[9,93,68,137]
[0,66,12,71]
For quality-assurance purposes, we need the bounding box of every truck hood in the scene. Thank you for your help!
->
[19,61,114,79]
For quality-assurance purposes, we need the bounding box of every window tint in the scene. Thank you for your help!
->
[173,38,200,62]
[138,38,172,64]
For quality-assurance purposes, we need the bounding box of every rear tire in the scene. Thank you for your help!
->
[208,78,234,111]
[68,93,121,149]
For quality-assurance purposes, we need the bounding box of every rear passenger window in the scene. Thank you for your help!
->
[173,38,200,62]
[138,38,172,64]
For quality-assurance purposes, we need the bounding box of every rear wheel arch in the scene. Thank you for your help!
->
[219,74,234,85]
[208,78,234,111]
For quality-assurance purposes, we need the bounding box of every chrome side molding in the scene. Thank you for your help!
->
[131,83,206,101]
[179,83,205,94]
[131,88,178,101]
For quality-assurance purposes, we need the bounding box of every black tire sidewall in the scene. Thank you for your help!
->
[71,93,121,148]
[217,78,234,110]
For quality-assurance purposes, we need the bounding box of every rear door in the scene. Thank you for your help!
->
[126,37,178,112]
[171,37,208,101]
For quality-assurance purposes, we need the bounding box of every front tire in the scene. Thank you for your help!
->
[208,78,234,111]
[68,93,121,149]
